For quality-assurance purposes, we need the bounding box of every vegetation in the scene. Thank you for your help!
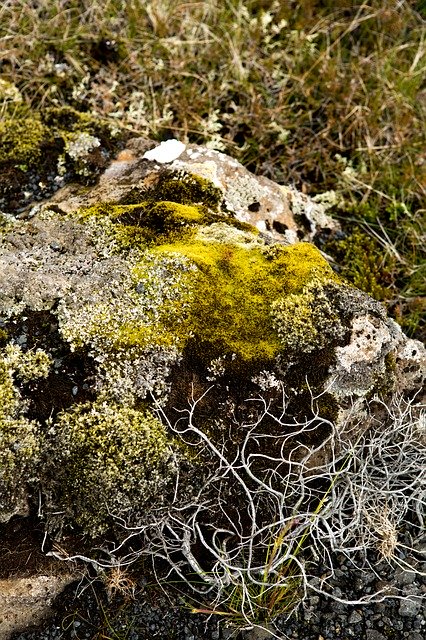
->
[0,347,45,522]
[0,0,424,337]
[0,0,425,635]
[45,399,177,537]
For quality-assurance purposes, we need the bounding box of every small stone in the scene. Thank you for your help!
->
[366,631,387,640]
[399,596,421,617]
[348,610,362,625]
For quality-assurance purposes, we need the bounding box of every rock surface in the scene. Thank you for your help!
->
[0,139,424,638]
[0,573,76,640]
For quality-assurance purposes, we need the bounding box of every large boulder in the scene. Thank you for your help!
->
[0,138,424,537]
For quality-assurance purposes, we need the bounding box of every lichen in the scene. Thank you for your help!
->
[0,350,41,522]
[3,344,52,382]
[46,399,177,536]
[56,249,195,403]
[271,278,346,354]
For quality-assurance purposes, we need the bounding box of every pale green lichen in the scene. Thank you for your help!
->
[0,79,22,104]
[271,278,346,354]
[195,221,263,248]
[0,352,40,522]
[61,131,101,177]
[47,399,177,536]
[3,344,52,382]
[56,249,196,403]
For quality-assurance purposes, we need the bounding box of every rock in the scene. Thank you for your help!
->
[45,137,338,244]
[0,573,76,639]
[348,610,363,624]
[0,138,424,553]
[365,631,387,640]
[398,587,422,617]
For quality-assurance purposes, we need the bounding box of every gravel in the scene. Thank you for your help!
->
[12,537,426,640]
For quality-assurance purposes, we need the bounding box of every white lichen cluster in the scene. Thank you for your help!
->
[0,78,22,103]
[251,369,281,391]
[58,132,102,177]
[57,249,197,404]
[66,132,100,161]
[95,345,181,405]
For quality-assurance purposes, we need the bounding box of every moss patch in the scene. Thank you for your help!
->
[0,350,41,521]
[154,240,338,366]
[0,118,47,166]
[46,400,177,537]
[323,229,395,301]
[0,106,125,214]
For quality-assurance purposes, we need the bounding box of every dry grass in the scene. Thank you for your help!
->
[0,0,425,337]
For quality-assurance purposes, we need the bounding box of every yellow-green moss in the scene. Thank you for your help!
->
[48,400,177,536]
[0,117,47,165]
[62,186,341,373]
[271,278,345,354]
[154,240,339,364]
[0,358,16,415]
[111,200,207,243]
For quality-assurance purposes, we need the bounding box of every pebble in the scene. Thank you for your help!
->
[348,610,362,624]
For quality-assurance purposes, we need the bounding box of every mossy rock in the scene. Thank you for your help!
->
[0,106,126,214]
[45,400,177,537]
[1,158,419,539]
[64,181,341,378]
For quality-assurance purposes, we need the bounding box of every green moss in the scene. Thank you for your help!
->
[324,229,395,301]
[63,181,342,376]
[48,400,177,536]
[0,358,16,415]
[113,200,207,240]
[154,240,339,365]
[147,171,223,210]
[78,170,257,249]
[0,117,47,165]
